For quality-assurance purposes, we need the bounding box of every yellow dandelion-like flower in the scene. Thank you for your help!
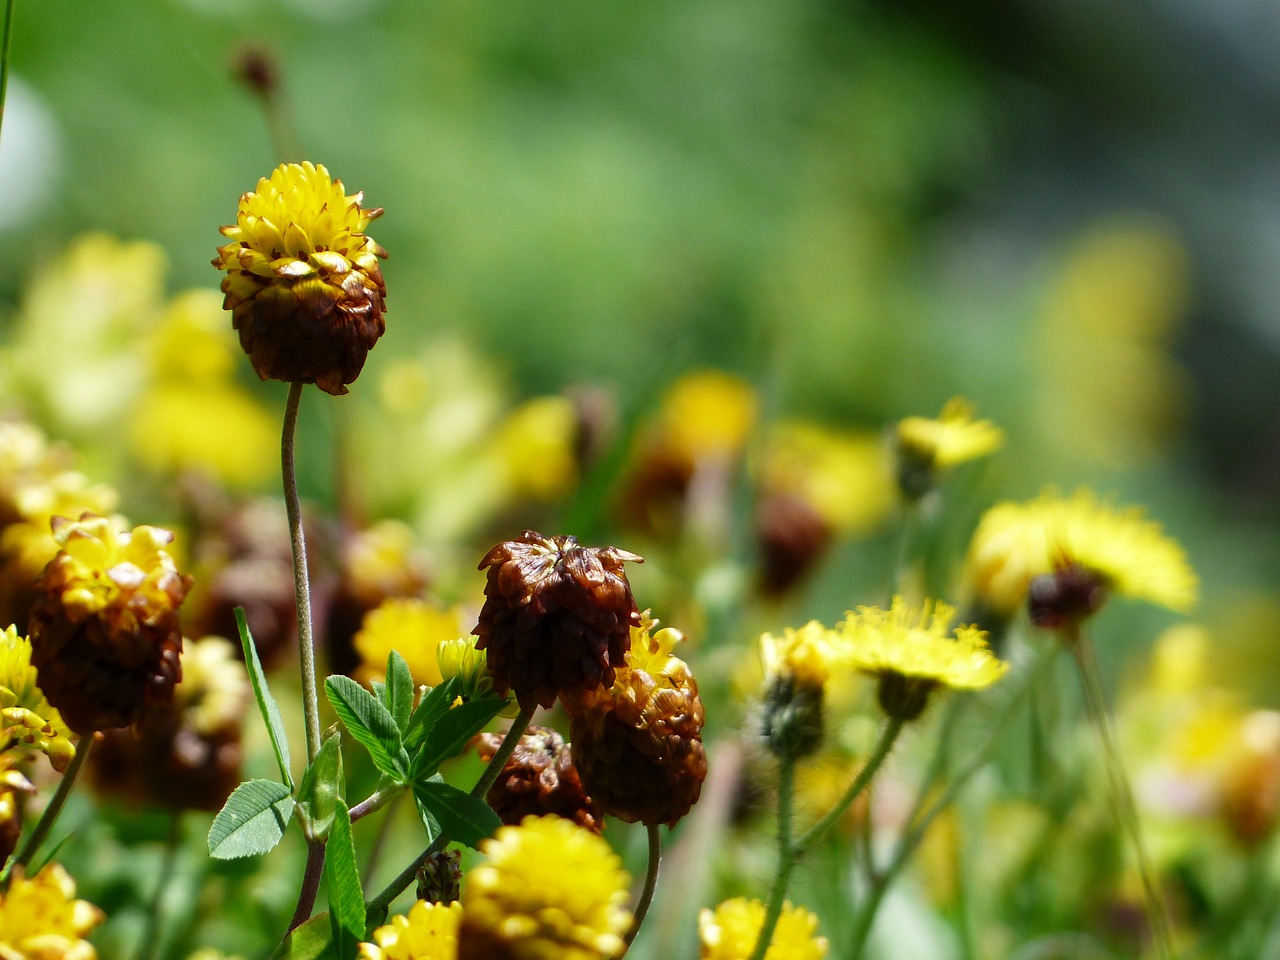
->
[759,621,845,691]
[213,161,388,396]
[457,814,632,960]
[0,863,105,960]
[839,597,1007,721]
[758,621,845,758]
[967,489,1197,628]
[698,897,828,960]
[354,598,466,689]
[895,397,1002,498]
[359,900,462,960]
[0,624,75,771]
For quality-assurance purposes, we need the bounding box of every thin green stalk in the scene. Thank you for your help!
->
[1,735,93,884]
[138,813,183,960]
[365,703,536,919]
[620,823,662,953]
[0,0,14,148]
[1070,630,1174,960]
[751,718,904,960]
[361,791,405,888]
[350,784,405,824]
[282,381,321,763]
[890,501,919,600]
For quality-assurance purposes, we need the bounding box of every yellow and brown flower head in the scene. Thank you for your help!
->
[568,616,706,827]
[473,531,642,711]
[90,636,249,812]
[213,161,388,396]
[698,897,828,960]
[28,514,191,735]
[0,862,104,960]
[839,597,1007,722]
[474,725,602,832]
[359,899,462,960]
[0,623,75,771]
[458,814,632,960]
[894,397,1003,499]
[758,621,844,759]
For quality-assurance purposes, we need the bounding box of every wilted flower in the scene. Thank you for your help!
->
[0,624,75,771]
[458,814,632,960]
[28,514,191,734]
[359,900,462,960]
[474,725,602,832]
[568,617,706,827]
[0,863,105,960]
[698,897,828,960]
[840,598,1007,722]
[213,161,388,395]
[474,531,642,711]
[415,850,463,905]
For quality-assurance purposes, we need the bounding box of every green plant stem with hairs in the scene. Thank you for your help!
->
[750,716,905,960]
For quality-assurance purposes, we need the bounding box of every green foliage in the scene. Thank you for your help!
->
[402,677,460,759]
[236,607,294,790]
[270,914,334,960]
[324,800,366,960]
[324,675,410,780]
[208,780,296,860]
[296,732,344,844]
[410,694,508,779]
[412,779,502,850]
[381,650,415,734]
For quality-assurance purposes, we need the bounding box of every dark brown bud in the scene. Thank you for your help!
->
[755,491,834,597]
[232,43,279,100]
[474,726,603,833]
[415,849,463,905]
[473,531,642,711]
[1028,563,1109,633]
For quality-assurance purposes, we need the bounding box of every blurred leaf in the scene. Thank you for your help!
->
[324,800,365,960]
[236,607,293,789]
[271,913,333,960]
[413,788,442,848]
[412,779,501,850]
[385,650,414,733]
[208,779,295,860]
[412,695,508,778]
[325,675,410,780]
[402,677,459,758]
[296,731,344,843]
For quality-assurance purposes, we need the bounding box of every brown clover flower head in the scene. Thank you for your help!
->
[28,514,191,735]
[568,616,706,827]
[213,161,388,396]
[474,725,603,833]
[473,531,642,711]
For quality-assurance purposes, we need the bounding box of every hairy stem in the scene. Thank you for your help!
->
[748,756,796,960]
[287,842,326,934]
[282,381,321,763]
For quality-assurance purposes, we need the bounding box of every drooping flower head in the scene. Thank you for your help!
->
[568,616,706,827]
[894,397,1003,499]
[0,863,105,960]
[474,725,603,832]
[0,624,75,771]
[457,814,632,960]
[213,161,388,396]
[698,897,828,960]
[966,489,1197,633]
[473,531,643,711]
[758,621,845,758]
[28,514,191,734]
[359,900,462,960]
[839,597,1007,722]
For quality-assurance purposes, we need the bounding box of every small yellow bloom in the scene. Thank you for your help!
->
[0,624,74,771]
[655,370,757,465]
[458,814,632,960]
[214,161,388,396]
[0,863,105,960]
[698,897,828,960]
[176,636,251,738]
[354,598,465,689]
[489,396,579,502]
[760,621,845,691]
[359,900,462,960]
[895,397,1002,497]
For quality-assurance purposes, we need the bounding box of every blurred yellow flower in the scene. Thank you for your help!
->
[354,598,465,688]
[0,624,74,771]
[698,897,828,960]
[0,471,119,596]
[896,397,1003,472]
[489,396,579,502]
[177,635,251,738]
[0,863,105,960]
[760,621,846,691]
[654,370,757,465]
[458,814,631,960]
[359,900,462,960]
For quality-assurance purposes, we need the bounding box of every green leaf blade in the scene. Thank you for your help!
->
[412,695,508,778]
[325,675,410,780]
[270,914,333,960]
[208,779,295,860]
[324,800,365,960]
[412,780,501,850]
[385,650,414,733]
[296,732,344,843]
[236,607,294,789]
[402,677,459,757]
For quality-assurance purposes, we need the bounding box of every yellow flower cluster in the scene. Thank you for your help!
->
[359,900,462,960]
[354,598,466,689]
[0,624,75,771]
[48,515,184,622]
[0,863,104,960]
[698,897,828,960]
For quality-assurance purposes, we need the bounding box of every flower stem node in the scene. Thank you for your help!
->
[213,161,388,396]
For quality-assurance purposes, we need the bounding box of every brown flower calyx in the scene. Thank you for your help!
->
[473,531,643,711]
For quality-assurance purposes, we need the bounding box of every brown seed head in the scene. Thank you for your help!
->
[473,531,642,711]
[474,725,603,833]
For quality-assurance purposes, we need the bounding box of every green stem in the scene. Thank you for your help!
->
[1070,630,1174,960]
[1,735,93,884]
[795,717,904,854]
[286,841,326,934]
[364,703,536,919]
[0,0,14,148]
[282,382,321,764]
[138,813,183,960]
[749,756,796,960]
[890,501,918,600]
[621,823,662,953]
[350,783,405,824]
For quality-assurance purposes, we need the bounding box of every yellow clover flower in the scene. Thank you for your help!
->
[213,161,388,396]
[0,863,105,960]
[0,624,75,771]
[839,597,1007,721]
[457,814,632,960]
[359,900,462,960]
[354,598,466,689]
[895,397,1003,498]
[698,897,828,960]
